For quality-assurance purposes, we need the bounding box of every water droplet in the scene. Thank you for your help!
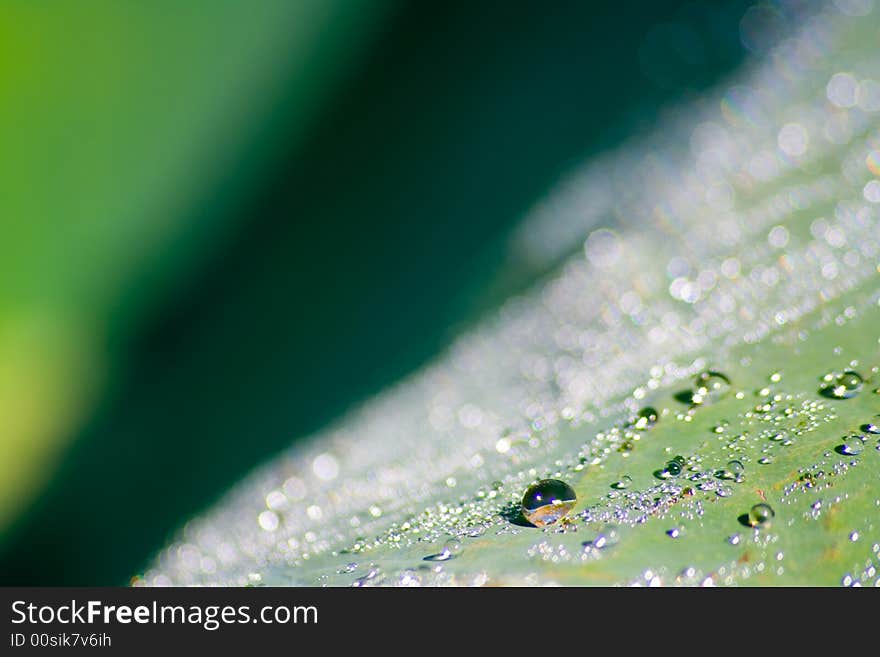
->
[666,528,682,538]
[634,407,659,430]
[592,526,620,549]
[716,486,732,498]
[823,370,864,399]
[612,475,633,490]
[717,459,744,479]
[748,503,775,527]
[841,438,864,455]
[424,537,463,561]
[692,370,732,405]
[521,479,577,527]
[850,531,860,542]
[758,456,774,465]
[727,459,745,476]
[728,533,741,545]
[664,459,683,477]
[862,423,880,435]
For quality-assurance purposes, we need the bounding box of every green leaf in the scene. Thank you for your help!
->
[141,5,880,587]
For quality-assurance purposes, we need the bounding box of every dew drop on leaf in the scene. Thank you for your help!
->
[521,479,577,527]
[664,459,683,477]
[840,437,864,455]
[748,503,775,527]
[634,407,659,430]
[692,370,732,404]
[823,370,864,399]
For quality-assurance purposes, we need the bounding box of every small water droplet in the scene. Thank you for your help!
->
[664,459,683,477]
[850,531,860,542]
[424,537,463,562]
[862,423,879,435]
[717,459,744,479]
[592,526,620,549]
[727,460,744,475]
[692,370,732,405]
[716,486,732,498]
[748,503,775,527]
[611,475,633,490]
[728,533,742,545]
[666,528,682,538]
[521,479,577,527]
[634,407,659,430]
[822,370,864,399]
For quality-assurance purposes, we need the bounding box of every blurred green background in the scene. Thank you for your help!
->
[0,0,753,584]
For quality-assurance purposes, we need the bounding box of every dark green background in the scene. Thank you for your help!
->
[0,0,753,584]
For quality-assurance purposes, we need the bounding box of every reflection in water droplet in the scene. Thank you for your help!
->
[634,407,659,430]
[728,533,741,545]
[521,479,577,527]
[758,456,774,465]
[692,371,732,405]
[863,423,879,435]
[666,528,682,538]
[823,370,864,399]
[749,503,775,527]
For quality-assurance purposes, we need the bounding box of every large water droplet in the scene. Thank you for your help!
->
[748,503,775,527]
[692,370,732,405]
[840,437,864,455]
[521,479,577,527]
[822,370,864,399]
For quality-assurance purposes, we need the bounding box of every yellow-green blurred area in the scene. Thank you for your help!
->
[0,1,752,584]
[0,0,384,533]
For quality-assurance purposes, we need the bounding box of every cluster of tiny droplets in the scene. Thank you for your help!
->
[839,543,880,587]
[141,3,880,586]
